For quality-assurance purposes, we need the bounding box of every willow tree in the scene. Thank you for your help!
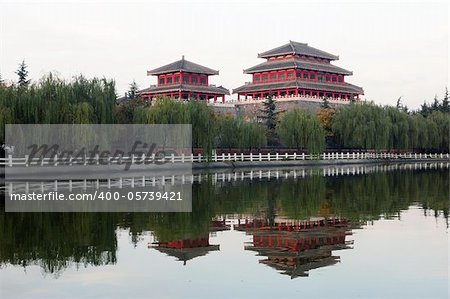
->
[276,109,325,153]
[186,100,216,156]
[428,111,450,152]
[0,73,117,144]
[332,102,390,150]
[133,97,216,156]
[216,116,266,149]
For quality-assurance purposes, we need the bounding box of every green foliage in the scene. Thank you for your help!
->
[127,80,139,99]
[332,102,390,150]
[133,97,216,155]
[15,60,30,87]
[277,109,325,153]
[0,73,116,142]
[216,115,266,149]
[332,102,450,152]
[260,94,277,131]
[321,97,330,109]
[419,88,449,116]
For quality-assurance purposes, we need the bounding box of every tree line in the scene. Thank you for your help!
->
[1,63,448,153]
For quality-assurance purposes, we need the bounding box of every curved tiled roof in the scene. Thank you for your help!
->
[147,56,219,76]
[138,84,229,95]
[244,58,352,75]
[258,41,339,60]
[233,80,363,95]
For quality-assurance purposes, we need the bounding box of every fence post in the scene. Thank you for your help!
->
[268,153,271,161]
[250,153,253,162]
[259,153,262,161]
[54,154,58,166]
[293,152,297,160]
[191,153,194,162]
[24,155,29,167]
[241,153,244,161]
[228,153,231,161]
[222,153,225,162]
[234,153,237,161]
[276,153,279,161]
[302,153,305,160]
[181,153,185,163]
[198,153,202,163]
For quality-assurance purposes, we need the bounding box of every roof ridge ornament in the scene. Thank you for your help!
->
[289,40,296,53]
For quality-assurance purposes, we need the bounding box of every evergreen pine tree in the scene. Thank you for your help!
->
[127,80,139,99]
[261,94,277,131]
[16,60,30,87]
[431,95,439,112]
[420,101,429,117]
[321,96,330,109]
[441,87,449,114]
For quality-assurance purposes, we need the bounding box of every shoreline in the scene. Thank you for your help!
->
[1,158,448,181]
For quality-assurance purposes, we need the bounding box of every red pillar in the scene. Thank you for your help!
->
[214,95,217,103]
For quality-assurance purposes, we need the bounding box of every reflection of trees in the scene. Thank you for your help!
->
[0,168,447,274]
[0,212,118,275]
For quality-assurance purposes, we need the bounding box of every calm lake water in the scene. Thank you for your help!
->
[0,163,449,299]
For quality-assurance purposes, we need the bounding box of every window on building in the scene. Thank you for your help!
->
[200,77,207,85]
[287,72,293,79]
[167,77,173,84]
[254,75,260,82]
[270,74,277,81]
[183,76,189,84]
[318,75,324,82]
[192,76,198,84]
[326,75,330,82]
[262,74,268,82]
[338,77,343,82]
[310,73,315,80]
[159,77,165,85]
[303,73,308,80]
[174,76,180,83]
[278,74,285,81]
[296,72,302,78]
[332,76,337,82]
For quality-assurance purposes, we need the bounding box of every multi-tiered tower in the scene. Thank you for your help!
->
[139,56,229,103]
[233,41,363,102]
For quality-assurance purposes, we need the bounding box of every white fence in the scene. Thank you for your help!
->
[2,162,448,193]
[0,152,449,167]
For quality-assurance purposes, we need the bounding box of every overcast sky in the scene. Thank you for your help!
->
[0,0,448,109]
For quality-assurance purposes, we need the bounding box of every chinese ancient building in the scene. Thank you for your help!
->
[149,219,230,265]
[233,41,364,103]
[235,217,355,278]
[139,56,229,102]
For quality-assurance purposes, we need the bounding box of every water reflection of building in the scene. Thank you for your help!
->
[149,219,230,265]
[235,218,354,278]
